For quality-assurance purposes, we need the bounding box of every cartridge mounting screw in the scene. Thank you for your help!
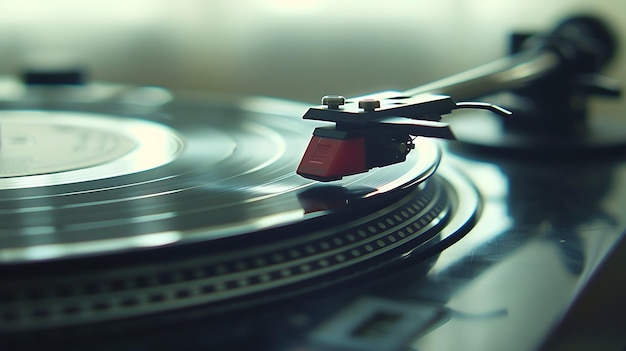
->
[358,99,380,112]
[321,95,346,109]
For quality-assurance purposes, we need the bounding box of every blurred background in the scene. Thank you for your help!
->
[0,0,625,106]
[1,1,625,348]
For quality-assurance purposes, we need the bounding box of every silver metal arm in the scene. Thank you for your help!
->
[403,50,561,101]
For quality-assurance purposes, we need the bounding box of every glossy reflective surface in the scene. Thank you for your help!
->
[0,94,440,263]
[410,149,626,351]
[1,93,625,351]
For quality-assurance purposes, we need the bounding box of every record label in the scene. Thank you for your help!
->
[0,110,183,189]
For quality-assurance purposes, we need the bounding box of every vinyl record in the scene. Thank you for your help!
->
[0,87,479,333]
[0,90,443,263]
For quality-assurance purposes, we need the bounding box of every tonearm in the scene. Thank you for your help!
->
[297,16,620,181]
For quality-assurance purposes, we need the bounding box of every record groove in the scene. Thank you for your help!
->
[1,173,478,333]
[0,94,479,335]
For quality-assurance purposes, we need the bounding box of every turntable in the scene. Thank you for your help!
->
[1,15,626,351]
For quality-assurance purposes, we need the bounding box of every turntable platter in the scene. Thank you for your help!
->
[0,94,480,334]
